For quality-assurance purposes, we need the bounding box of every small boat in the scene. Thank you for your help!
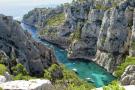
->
[72,68,77,72]
[72,68,78,74]
[85,78,95,83]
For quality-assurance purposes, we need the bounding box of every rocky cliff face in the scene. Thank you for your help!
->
[68,8,104,59]
[23,0,135,73]
[95,0,135,73]
[0,14,57,76]
[121,65,135,85]
[129,9,135,56]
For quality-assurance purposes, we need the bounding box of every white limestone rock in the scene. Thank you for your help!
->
[95,0,135,73]
[121,65,135,85]
[0,76,6,84]
[0,79,54,90]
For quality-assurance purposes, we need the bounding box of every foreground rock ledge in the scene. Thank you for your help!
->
[0,79,54,90]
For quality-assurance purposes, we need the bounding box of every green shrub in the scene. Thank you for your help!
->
[114,57,135,78]
[95,4,109,10]
[103,81,125,90]
[44,64,61,81]
[131,41,135,50]
[0,64,7,75]
[70,30,81,41]
[101,35,106,45]
[70,23,82,41]
[66,83,93,90]
[39,29,49,35]
[0,87,3,90]
[12,64,28,75]
[13,74,32,80]
[11,63,32,80]
[44,64,95,90]
[0,54,6,64]
[46,13,65,27]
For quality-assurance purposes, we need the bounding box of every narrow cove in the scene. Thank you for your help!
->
[21,23,115,88]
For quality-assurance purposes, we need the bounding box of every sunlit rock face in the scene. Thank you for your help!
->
[0,14,57,76]
[68,9,104,59]
[0,79,54,90]
[121,65,135,85]
[0,76,6,84]
[95,0,135,73]
[129,9,135,56]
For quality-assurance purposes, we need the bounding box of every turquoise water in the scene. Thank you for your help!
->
[22,23,115,87]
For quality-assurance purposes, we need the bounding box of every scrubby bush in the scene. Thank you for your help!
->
[131,41,135,50]
[101,35,106,45]
[0,64,7,75]
[46,13,65,27]
[0,55,6,64]
[44,64,63,82]
[103,81,125,90]
[114,57,135,78]
[95,4,110,10]
[0,87,3,90]
[12,64,28,75]
[11,63,32,80]
[44,64,95,90]
[70,22,82,41]
[66,83,93,90]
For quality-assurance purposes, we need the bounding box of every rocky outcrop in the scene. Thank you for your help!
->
[0,76,6,84]
[95,0,135,73]
[0,79,54,90]
[0,14,57,76]
[121,65,135,85]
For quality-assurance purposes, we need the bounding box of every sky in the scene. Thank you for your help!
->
[0,0,72,19]
[0,0,72,5]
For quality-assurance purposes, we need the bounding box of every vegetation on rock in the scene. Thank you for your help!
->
[70,22,83,41]
[0,87,3,90]
[46,13,65,27]
[44,64,95,90]
[103,81,125,90]
[39,29,49,35]
[131,41,135,50]
[11,64,33,80]
[95,4,110,10]
[0,64,7,75]
[114,57,135,78]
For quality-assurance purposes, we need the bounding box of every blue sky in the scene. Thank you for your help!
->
[0,0,72,19]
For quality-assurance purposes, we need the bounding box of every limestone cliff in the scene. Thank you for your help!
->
[0,14,57,76]
[95,0,135,73]
[23,0,135,73]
